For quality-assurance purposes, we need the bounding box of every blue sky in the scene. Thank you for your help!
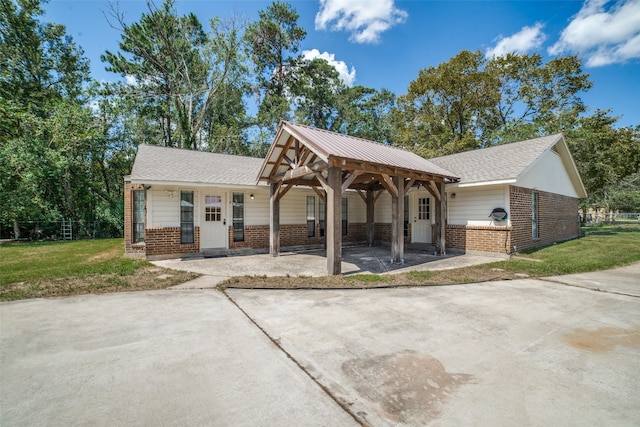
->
[43,0,640,128]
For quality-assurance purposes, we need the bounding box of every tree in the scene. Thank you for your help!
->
[331,86,396,143]
[245,1,306,133]
[565,110,640,214]
[0,0,90,237]
[394,50,499,156]
[393,50,593,155]
[103,0,249,150]
[292,57,343,129]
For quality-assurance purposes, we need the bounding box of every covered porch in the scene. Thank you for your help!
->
[256,121,459,275]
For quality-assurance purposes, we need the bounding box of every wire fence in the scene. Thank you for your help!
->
[0,220,122,241]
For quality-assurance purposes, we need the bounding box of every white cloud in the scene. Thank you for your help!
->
[124,75,138,86]
[486,23,547,58]
[315,0,407,44]
[549,0,640,66]
[302,49,356,86]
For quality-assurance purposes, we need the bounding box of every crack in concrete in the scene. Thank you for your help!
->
[220,289,367,427]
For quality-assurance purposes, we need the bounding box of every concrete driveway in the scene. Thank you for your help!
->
[1,263,638,426]
[0,291,358,426]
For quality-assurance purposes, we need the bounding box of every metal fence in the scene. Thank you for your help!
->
[0,220,122,241]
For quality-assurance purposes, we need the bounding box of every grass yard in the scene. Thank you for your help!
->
[0,239,198,301]
[219,223,640,289]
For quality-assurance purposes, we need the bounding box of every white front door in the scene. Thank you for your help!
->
[411,193,432,243]
[200,193,227,248]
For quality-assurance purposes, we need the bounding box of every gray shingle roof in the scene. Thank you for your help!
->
[430,134,563,185]
[129,144,263,186]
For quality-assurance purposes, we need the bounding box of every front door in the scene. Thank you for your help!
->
[201,193,227,248]
[411,193,432,243]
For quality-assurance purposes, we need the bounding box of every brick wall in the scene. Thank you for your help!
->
[145,227,200,256]
[446,225,512,254]
[124,181,146,256]
[228,223,366,250]
[509,185,579,253]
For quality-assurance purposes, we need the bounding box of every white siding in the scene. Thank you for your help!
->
[517,150,580,197]
[149,186,180,228]
[447,185,509,226]
[375,192,392,223]
[244,188,270,226]
[148,185,369,229]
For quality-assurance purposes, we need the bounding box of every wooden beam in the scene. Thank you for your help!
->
[380,174,398,198]
[439,181,446,255]
[356,189,367,204]
[426,181,441,201]
[341,170,362,192]
[373,189,384,204]
[270,182,280,257]
[267,135,296,182]
[391,175,404,263]
[312,186,326,203]
[326,166,342,275]
[366,190,375,246]
[314,171,329,192]
[277,184,293,201]
[404,178,416,193]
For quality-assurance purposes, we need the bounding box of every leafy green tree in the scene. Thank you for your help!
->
[1,0,90,237]
[245,1,306,133]
[394,50,592,155]
[103,0,248,150]
[331,86,396,143]
[292,58,343,129]
[565,110,640,214]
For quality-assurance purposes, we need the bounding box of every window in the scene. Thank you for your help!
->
[418,197,430,220]
[307,196,315,238]
[180,191,194,244]
[205,195,222,222]
[342,198,348,235]
[404,195,409,237]
[232,193,244,242]
[319,199,326,237]
[132,190,145,243]
[532,192,539,239]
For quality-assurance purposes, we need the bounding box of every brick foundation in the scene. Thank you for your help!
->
[446,225,512,254]
[145,227,200,256]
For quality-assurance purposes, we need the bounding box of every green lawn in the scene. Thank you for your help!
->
[0,239,198,301]
[0,239,147,286]
[480,223,640,276]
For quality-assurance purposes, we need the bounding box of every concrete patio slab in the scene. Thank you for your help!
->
[0,291,358,426]
[154,245,505,280]
[227,280,640,426]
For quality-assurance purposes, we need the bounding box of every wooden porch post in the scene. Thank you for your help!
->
[434,180,447,255]
[366,189,375,247]
[391,176,405,263]
[326,167,342,275]
[439,181,446,255]
[269,182,280,256]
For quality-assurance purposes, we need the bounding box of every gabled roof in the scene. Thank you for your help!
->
[430,134,586,197]
[129,144,263,187]
[257,121,458,184]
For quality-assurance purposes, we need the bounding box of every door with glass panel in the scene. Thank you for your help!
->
[411,193,432,243]
[201,193,227,248]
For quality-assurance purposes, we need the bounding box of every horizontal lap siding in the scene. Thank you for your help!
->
[447,186,508,226]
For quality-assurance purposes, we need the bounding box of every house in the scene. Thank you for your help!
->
[124,122,586,274]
